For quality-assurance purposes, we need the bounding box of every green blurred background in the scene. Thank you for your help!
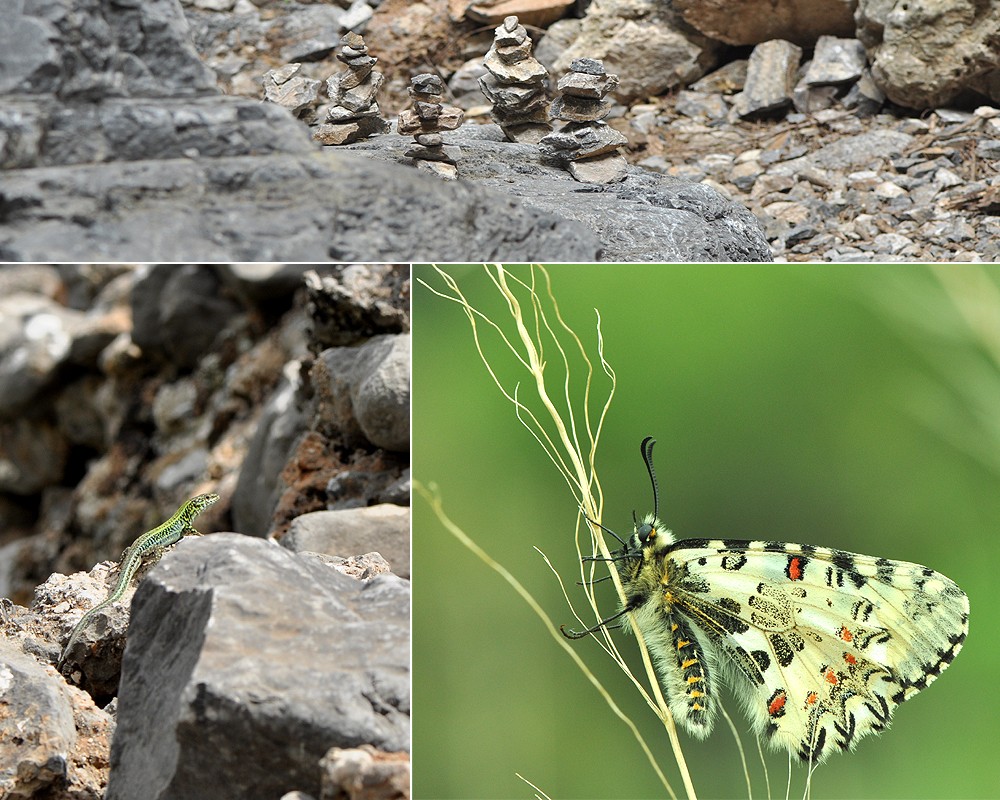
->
[412,264,998,800]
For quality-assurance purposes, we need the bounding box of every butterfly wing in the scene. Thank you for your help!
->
[661,539,968,762]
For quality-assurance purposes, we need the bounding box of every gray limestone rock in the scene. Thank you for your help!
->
[0,418,69,495]
[538,122,628,162]
[262,64,321,121]
[0,151,602,261]
[103,534,409,800]
[1,0,598,260]
[131,265,243,369]
[569,154,629,183]
[231,366,307,539]
[0,293,81,416]
[310,335,410,453]
[344,127,772,261]
[803,37,867,86]
[733,39,803,119]
[282,505,409,579]
[550,93,613,122]
[557,66,619,99]
[0,641,77,797]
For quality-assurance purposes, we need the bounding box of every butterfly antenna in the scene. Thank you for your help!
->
[640,436,660,521]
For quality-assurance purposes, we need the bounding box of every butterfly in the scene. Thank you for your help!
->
[564,437,969,763]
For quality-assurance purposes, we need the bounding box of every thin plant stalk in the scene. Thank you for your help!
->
[419,264,698,799]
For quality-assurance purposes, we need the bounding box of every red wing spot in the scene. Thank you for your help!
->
[825,669,838,685]
[788,557,803,581]
[768,692,787,717]
[844,652,857,665]
[840,625,853,642]
[806,692,818,705]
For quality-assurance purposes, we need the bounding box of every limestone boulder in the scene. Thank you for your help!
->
[674,0,855,46]
[551,0,719,102]
[857,0,1000,109]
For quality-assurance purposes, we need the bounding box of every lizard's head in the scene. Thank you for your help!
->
[190,492,220,513]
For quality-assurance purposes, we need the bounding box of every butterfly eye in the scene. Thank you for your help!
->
[637,522,655,544]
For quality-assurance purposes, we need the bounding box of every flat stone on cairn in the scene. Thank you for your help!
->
[478,15,551,144]
[397,74,465,181]
[539,58,628,184]
[314,32,390,146]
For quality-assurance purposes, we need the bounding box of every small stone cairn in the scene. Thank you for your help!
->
[314,32,390,146]
[478,15,551,144]
[397,74,465,181]
[538,58,629,184]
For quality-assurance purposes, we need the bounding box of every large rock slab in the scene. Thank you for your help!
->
[0,0,600,261]
[344,126,773,262]
[0,151,602,261]
[104,534,409,800]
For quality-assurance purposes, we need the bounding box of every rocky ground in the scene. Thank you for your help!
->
[181,0,999,262]
[617,98,1000,262]
[0,265,410,799]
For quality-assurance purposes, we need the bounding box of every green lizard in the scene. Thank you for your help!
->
[59,492,219,667]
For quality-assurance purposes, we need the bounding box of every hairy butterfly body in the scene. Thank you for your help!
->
[567,438,969,763]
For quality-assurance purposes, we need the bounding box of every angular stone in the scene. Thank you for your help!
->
[416,160,458,180]
[415,101,443,120]
[313,117,390,146]
[568,153,628,184]
[405,144,460,164]
[804,36,867,85]
[496,104,551,127]
[733,39,802,119]
[396,106,464,134]
[335,62,375,91]
[395,110,424,135]
[410,73,445,95]
[550,93,612,122]
[342,54,376,70]
[495,40,532,64]
[464,0,574,28]
[334,74,384,113]
[341,31,366,51]
[484,46,547,85]
[500,121,551,143]
[267,64,304,86]
[570,58,605,75]
[478,75,547,110]
[538,121,627,162]
[326,104,382,122]
[262,66,321,118]
[557,69,619,99]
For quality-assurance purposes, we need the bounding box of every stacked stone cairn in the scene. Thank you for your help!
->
[396,74,465,181]
[538,58,629,184]
[314,32,390,146]
[478,15,551,144]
